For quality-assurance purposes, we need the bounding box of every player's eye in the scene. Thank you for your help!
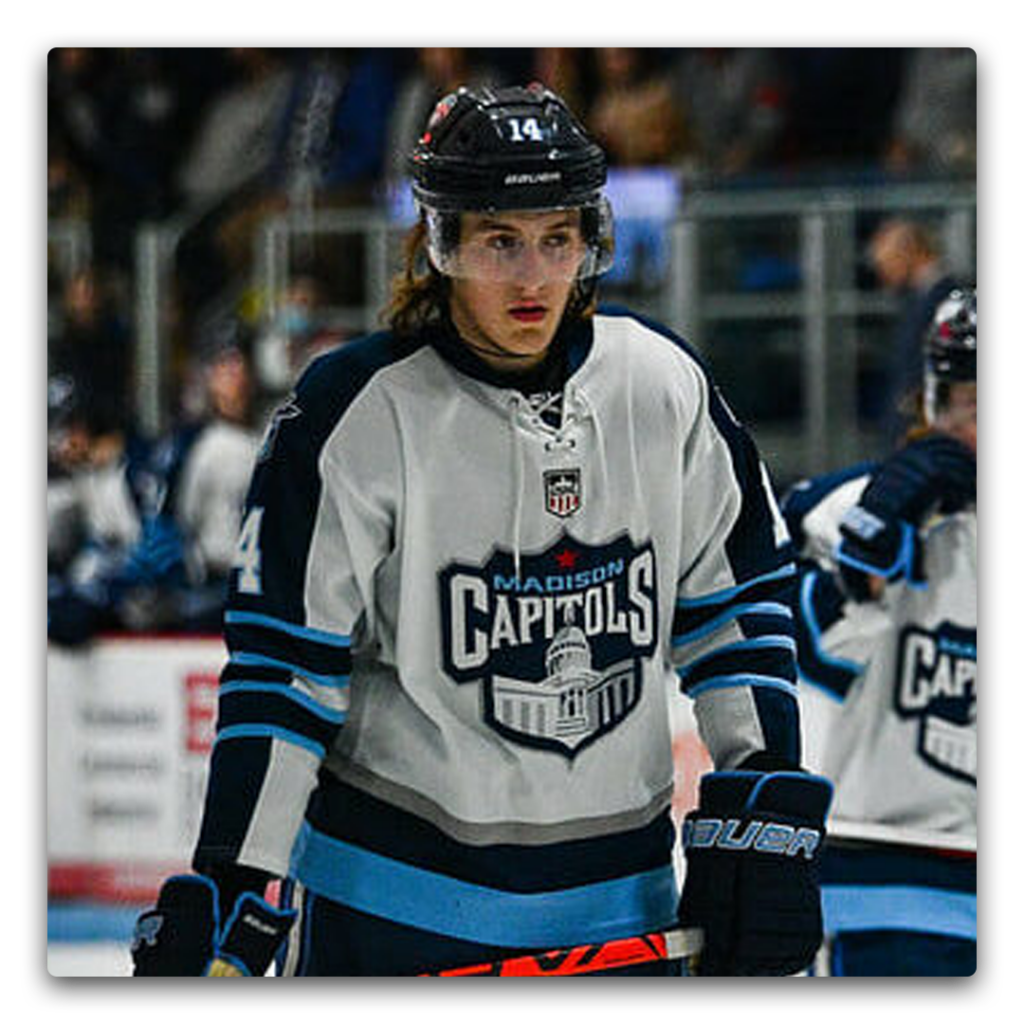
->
[485,233,522,253]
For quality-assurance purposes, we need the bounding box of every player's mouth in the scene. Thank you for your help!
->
[508,303,547,324]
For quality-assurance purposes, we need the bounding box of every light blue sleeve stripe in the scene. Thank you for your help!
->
[228,652,350,689]
[214,724,326,760]
[218,681,348,725]
[677,563,796,609]
[685,673,800,700]
[224,610,352,649]
[800,573,864,675]
[823,884,976,941]
[290,825,679,949]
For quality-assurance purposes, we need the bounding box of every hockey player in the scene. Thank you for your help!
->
[132,84,831,977]
[782,288,976,975]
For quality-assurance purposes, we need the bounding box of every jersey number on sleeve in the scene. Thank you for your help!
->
[232,506,265,595]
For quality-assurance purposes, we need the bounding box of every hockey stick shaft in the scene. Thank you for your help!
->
[421,926,703,977]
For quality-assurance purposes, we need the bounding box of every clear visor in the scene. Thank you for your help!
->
[422,200,614,284]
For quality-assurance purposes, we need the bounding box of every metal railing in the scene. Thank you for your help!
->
[660,182,975,478]
[56,180,975,483]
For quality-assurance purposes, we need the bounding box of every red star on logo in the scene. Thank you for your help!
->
[554,548,579,570]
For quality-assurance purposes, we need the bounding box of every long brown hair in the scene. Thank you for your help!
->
[384,219,450,337]
[384,216,598,337]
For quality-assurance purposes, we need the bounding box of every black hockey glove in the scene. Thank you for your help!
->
[836,435,975,587]
[678,771,832,976]
[131,874,296,976]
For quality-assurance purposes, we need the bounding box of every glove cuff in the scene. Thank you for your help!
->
[217,891,297,976]
[694,770,833,823]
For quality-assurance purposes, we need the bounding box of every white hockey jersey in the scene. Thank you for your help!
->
[194,307,801,950]
[783,464,976,942]
[173,420,259,577]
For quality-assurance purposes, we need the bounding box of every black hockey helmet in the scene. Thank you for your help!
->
[408,83,614,281]
[410,83,607,211]
[924,286,977,423]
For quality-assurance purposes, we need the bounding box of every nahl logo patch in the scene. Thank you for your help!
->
[439,533,658,757]
[544,468,582,518]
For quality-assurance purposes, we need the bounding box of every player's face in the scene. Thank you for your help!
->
[935,381,977,454]
[448,210,585,370]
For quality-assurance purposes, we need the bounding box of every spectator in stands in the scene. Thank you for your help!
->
[48,267,133,438]
[531,48,590,119]
[48,49,104,151]
[98,50,200,220]
[250,270,339,409]
[587,48,689,167]
[385,48,501,197]
[275,49,401,307]
[305,49,400,207]
[47,137,91,222]
[48,48,202,267]
[868,218,961,445]
[669,48,788,178]
[885,48,976,178]
[174,48,297,307]
[176,49,294,219]
[47,394,149,645]
[781,48,905,171]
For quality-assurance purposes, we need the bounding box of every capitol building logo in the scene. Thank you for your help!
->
[487,618,641,756]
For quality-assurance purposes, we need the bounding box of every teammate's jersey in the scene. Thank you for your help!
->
[173,420,260,577]
[193,307,801,951]
[783,465,976,947]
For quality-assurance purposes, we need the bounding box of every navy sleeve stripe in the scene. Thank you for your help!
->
[224,620,353,678]
[217,690,342,754]
[227,652,350,689]
[220,661,292,686]
[214,723,327,761]
[679,642,796,694]
[672,601,793,647]
[219,681,348,724]
[751,686,801,765]
[685,674,799,700]
[224,611,351,648]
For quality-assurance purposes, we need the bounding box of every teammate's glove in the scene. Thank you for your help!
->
[836,435,975,586]
[131,875,296,976]
[678,771,833,976]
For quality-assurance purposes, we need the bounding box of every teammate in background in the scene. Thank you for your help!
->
[782,288,976,975]
[150,340,262,632]
[48,342,260,643]
[133,84,831,977]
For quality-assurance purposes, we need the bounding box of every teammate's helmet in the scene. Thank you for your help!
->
[923,286,977,424]
[408,83,614,282]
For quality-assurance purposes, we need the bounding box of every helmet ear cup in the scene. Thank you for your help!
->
[438,211,461,262]
[580,198,615,278]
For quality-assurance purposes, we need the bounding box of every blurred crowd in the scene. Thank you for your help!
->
[47,47,976,644]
